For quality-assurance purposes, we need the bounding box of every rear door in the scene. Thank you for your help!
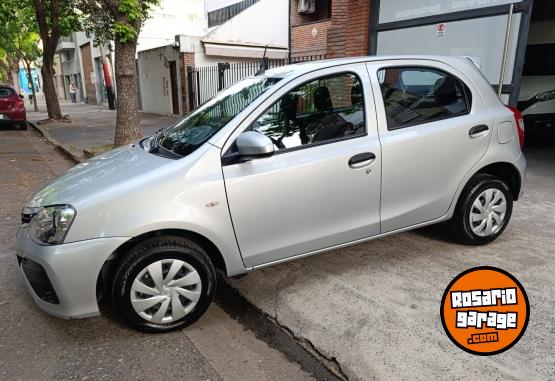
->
[222,64,382,267]
[367,59,492,233]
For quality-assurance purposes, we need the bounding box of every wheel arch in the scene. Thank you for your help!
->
[473,162,522,201]
[96,229,229,304]
[448,161,522,222]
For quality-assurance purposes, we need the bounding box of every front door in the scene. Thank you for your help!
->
[368,60,492,232]
[222,66,381,267]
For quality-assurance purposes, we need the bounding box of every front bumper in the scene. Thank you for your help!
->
[15,227,129,319]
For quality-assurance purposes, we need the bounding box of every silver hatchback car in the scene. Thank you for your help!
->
[16,56,526,332]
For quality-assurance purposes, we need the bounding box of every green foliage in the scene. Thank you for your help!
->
[77,0,159,44]
[114,22,138,43]
[118,0,143,22]
[0,0,42,66]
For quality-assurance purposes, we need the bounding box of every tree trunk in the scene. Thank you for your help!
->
[32,0,63,120]
[41,59,62,119]
[0,61,10,86]
[8,56,20,93]
[113,39,142,146]
[24,61,39,112]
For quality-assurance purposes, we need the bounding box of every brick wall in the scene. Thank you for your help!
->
[291,0,331,26]
[179,52,195,114]
[290,0,371,59]
[291,20,332,57]
[345,0,370,57]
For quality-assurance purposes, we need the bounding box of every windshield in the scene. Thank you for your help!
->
[153,76,282,157]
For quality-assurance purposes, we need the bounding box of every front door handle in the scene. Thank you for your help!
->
[348,152,376,169]
[469,124,489,138]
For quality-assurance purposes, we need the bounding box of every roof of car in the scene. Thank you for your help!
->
[263,55,472,78]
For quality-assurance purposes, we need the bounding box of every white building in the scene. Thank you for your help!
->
[137,0,289,115]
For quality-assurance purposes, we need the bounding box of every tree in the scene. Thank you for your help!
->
[0,2,42,111]
[77,0,158,146]
[0,49,9,84]
[31,0,78,119]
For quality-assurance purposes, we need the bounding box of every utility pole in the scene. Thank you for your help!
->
[99,44,115,110]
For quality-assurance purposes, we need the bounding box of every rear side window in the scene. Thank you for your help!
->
[377,67,471,130]
[0,87,14,98]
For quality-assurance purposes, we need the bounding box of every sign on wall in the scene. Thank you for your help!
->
[379,0,521,23]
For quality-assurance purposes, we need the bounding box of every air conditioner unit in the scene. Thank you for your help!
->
[298,0,315,14]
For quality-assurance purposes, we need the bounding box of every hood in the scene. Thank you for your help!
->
[28,142,171,208]
[518,76,555,100]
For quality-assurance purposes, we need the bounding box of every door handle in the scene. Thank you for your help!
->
[348,152,376,169]
[469,124,489,138]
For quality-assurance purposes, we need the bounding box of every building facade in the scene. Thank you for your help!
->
[290,0,370,59]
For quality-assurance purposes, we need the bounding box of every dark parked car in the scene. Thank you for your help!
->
[0,84,27,130]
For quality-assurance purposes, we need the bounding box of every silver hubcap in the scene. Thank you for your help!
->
[131,259,202,323]
[469,188,507,237]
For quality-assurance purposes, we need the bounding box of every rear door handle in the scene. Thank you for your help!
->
[469,124,489,137]
[348,152,376,169]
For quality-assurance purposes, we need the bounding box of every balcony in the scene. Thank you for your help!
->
[56,36,74,53]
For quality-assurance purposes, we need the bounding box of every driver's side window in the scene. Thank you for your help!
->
[250,73,365,151]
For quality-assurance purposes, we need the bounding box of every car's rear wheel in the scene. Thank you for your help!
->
[112,236,216,333]
[450,174,513,245]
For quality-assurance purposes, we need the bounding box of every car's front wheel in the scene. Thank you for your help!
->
[450,174,513,245]
[112,236,216,333]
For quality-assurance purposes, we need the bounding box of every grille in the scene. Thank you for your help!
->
[19,256,60,304]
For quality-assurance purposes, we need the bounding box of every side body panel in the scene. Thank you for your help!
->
[60,144,247,277]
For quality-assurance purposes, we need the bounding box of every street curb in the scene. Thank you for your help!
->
[29,121,83,164]
[217,280,346,381]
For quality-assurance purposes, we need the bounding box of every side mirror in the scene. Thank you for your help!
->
[222,131,274,165]
[19,94,24,99]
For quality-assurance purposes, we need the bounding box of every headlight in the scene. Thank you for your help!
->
[28,205,76,245]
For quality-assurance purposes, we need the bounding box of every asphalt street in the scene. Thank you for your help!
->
[0,129,317,381]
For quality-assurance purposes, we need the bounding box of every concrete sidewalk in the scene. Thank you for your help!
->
[27,101,180,161]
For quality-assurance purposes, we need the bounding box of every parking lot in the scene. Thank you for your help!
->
[1,128,553,380]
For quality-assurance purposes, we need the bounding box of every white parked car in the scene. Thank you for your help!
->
[518,42,555,141]
[16,56,526,332]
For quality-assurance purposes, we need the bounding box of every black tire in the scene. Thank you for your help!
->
[17,122,28,130]
[449,174,513,245]
[112,236,216,333]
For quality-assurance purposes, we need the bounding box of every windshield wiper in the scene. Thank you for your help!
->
[149,128,166,153]
[148,128,182,159]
